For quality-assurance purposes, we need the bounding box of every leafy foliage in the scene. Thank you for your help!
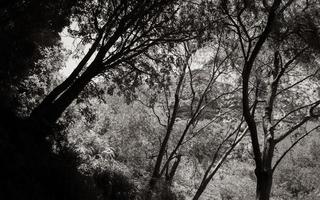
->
[2,1,320,200]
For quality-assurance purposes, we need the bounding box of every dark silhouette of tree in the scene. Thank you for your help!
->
[192,125,248,200]
[2,0,320,199]
[31,0,194,127]
[0,0,78,112]
[220,0,320,199]
[138,35,244,198]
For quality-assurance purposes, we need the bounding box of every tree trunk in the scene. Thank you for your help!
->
[192,180,210,200]
[31,33,103,121]
[255,137,275,200]
[145,175,160,200]
[149,64,187,187]
[165,155,181,184]
[255,170,273,200]
[31,63,99,125]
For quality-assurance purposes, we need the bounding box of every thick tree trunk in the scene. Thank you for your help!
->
[145,175,160,200]
[49,68,97,122]
[31,63,99,125]
[255,170,273,200]
[31,33,103,121]
[147,157,180,200]
[256,137,275,200]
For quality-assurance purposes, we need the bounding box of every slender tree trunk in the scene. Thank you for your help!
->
[165,155,181,184]
[192,180,210,200]
[191,128,248,200]
[149,63,187,188]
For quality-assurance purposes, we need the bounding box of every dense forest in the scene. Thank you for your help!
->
[1,0,320,200]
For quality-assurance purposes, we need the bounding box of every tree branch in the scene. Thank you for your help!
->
[272,125,320,172]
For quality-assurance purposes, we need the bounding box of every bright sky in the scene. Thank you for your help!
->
[191,46,215,69]
[59,26,215,78]
[59,28,82,77]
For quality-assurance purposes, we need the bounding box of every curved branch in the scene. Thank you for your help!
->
[242,0,282,170]
[272,125,320,172]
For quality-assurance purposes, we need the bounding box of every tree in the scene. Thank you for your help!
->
[219,0,320,199]
[15,46,67,116]
[0,0,78,112]
[191,123,248,200]
[136,32,246,199]
[30,0,194,127]
[4,0,320,199]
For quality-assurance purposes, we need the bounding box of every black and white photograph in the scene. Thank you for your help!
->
[1,0,320,199]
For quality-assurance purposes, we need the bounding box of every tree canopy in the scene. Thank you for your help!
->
[1,1,320,200]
